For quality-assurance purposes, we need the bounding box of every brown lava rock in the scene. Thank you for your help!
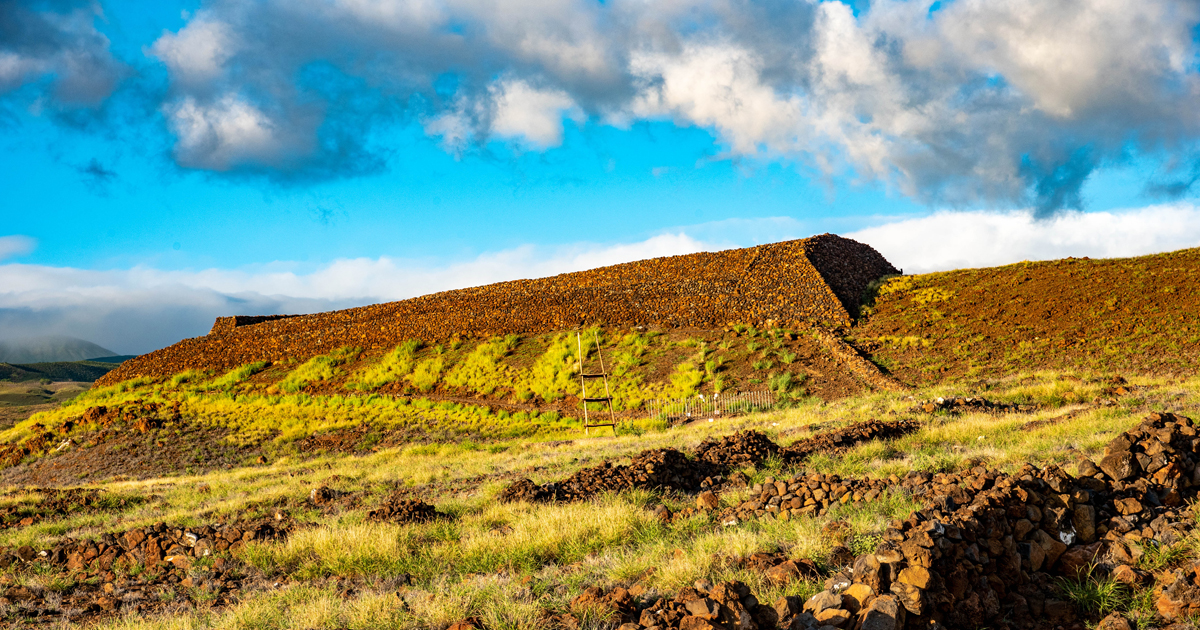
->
[501,421,920,506]
[0,517,291,625]
[366,495,445,524]
[791,411,1200,630]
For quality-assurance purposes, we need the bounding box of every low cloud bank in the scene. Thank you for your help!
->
[848,202,1200,274]
[0,234,710,354]
[2,204,1198,355]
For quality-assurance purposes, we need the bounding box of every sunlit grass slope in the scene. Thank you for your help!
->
[3,371,1198,629]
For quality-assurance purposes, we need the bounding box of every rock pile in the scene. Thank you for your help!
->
[502,422,921,505]
[779,419,921,463]
[0,518,290,621]
[499,448,725,503]
[98,235,899,386]
[911,397,1033,414]
[694,431,781,467]
[1155,559,1200,621]
[0,518,291,573]
[725,551,823,585]
[574,578,850,630]
[717,472,898,524]
[634,581,766,630]
[0,401,184,467]
[366,495,445,524]
[792,411,1200,629]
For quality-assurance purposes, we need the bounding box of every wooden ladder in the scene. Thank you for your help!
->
[576,329,616,435]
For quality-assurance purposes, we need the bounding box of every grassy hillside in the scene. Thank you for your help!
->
[0,336,116,364]
[855,248,1200,383]
[3,248,1200,630]
[0,326,876,469]
[0,360,118,383]
[0,372,1195,629]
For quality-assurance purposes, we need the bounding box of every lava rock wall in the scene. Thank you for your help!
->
[99,234,898,386]
[801,411,1200,630]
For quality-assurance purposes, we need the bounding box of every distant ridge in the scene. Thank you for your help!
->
[0,336,116,364]
[85,356,138,365]
[0,361,118,383]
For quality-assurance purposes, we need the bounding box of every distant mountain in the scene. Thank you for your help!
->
[0,336,117,364]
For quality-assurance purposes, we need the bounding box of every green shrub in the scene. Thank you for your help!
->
[444,336,518,395]
[768,371,807,402]
[278,347,360,394]
[349,340,422,390]
[170,370,206,387]
[407,355,445,393]
[667,361,703,398]
[517,332,594,402]
[1055,569,1128,617]
[206,361,269,391]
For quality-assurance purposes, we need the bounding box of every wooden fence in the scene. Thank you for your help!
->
[645,390,776,422]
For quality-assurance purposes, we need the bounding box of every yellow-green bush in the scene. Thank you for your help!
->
[515,333,589,402]
[203,361,269,392]
[444,336,518,395]
[349,340,423,390]
[278,347,361,394]
[408,352,445,393]
[667,361,704,398]
[912,287,955,304]
[169,370,207,387]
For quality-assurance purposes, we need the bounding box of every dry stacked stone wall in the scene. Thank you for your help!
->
[553,413,1200,630]
[794,411,1200,630]
[209,315,297,335]
[98,235,898,386]
[498,420,921,504]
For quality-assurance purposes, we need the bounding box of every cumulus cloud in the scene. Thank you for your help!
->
[133,0,1200,209]
[847,202,1200,274]
[0,0,123,108]
[0,233,709,354]
[489,79,582,149]
[148,13,236,90]
[165,94,304,171]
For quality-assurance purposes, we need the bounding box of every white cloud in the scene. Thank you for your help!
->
[0,2,123,107]
[489,78,583,148]
[630,43,807,156]
[0,52,45,91]
[165,94,309,170]
[149,15,236,88]
[925,0,1198,119]
[141,0,1200,208]
[847,202,1200,274]
[0,236,36,262]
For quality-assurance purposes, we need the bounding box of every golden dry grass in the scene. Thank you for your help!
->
[3,371,1199,629]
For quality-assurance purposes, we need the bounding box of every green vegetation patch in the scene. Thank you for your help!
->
[204,361,271,392]
[445,336,518,395]
[349,340,423,390]
[277,347,361,394]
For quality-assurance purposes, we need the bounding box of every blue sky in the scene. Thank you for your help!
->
[2,0,1200,353]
